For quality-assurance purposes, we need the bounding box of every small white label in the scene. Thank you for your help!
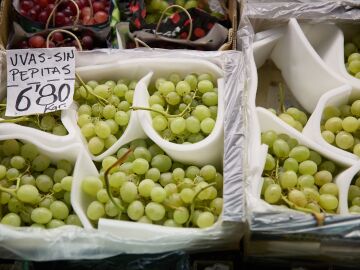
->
[6,47,75,116]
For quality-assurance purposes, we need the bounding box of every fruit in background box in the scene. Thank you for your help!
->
[143,73,218,144]
[15,31,96,50]
[74,78,137,155]
[0,139,81,228]
[18,0,111,26]
[321,103,360,157]
[81,139,223,228]
[261,131,340,214]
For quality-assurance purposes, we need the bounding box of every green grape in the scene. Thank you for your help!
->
[88,137,105,155]
[323,106,341,120]
[289,146,310,162]
[176,81,191,96]
[172,168,185,183]
[335,131,354,149]
[264,184,281,203]
[50,201,69,220]
[31,207,53,224]
[10,156,26,170]
[94,121,111,139]
[349,205,360,213]
[78,104,92,116]
[349,185,360,201]
[87,201,105,221]
[36,174,53,193]
[345,43,357,58]
[342,116,359,132]
[288,189,307,207]
[321,130,335,144]
[145,168,161,182]
[94,84,111,99]
[151,154,172,173]
[298,160,317,175]
[152,115,168,131]
[32,154,51,172]
[185,116,201,133]
[46,219,65,229]
[120,182,138,203]
[170,117,186,134]
[303,187,320,202]
[145,202,166,221]
[17,184,39,204]
[150,186,166,203]
[97,189,109,203]
[138,179,155,197]
[105,198,122,217]
[298,175,315,188]
[19,144,37,161]
[192,105,211,121]
[173,207,189,225]
[138,216,153,224]
[319,161,336,174]
[1,213,21,227]
[200,118,215,134]
[324,117,342,133]
[127,200,144,221]
[77,114,91,127]
[54,169,67,183]
[261,130,278,147]
[82,176,103,197]
[196,211,214,228]
[199,165,216,181]
[202,92,218,106]
[272,139,290,158]
[279,171,297,189]
[3,140,20,156]
[283,157,298,172]
[132,158,149,175]
[319,194,338,210]
[319,183,338,196]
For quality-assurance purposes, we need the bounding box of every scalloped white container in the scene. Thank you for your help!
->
[134,65,224,168]
[65,60,149,162]
[301,23,360,94]
[251,107,354,214]
[302,84,360,165]
[267,19,346,113]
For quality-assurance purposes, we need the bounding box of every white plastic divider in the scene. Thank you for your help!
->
[302,84,359,164]
[334,162,360,215]
[302,23,360,94]
[251,107,356,215]
[270,19,346,113]
[134,67,224,168]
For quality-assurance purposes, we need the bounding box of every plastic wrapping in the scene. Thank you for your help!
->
[239,0,360,255]
[0,49,245,260]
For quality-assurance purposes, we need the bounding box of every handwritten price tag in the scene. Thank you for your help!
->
[6,48,75,116]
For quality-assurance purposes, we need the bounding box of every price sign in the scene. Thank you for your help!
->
[6,48,75,116]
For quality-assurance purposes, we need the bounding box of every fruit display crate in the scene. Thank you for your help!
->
[0,48,245,260]
[241,0,360,262]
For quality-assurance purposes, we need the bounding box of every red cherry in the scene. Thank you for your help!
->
[94,11,108,24]
[92,1,105,13]
[64,17,72,25]
[51,32,64,43]
[55,12,66,26]
[48,41,55,48]
[81,35,93,50]
[20,0,34,11]
[20,9,27,16]
[104,6,109,12]
[81,7,91,18]
[63,8,73,17]
[28,9,38,20]
[29,35,45,48]
[82,15,94,25]
[18,40,29,49]
[46,3,55,12]
[38,11,48,23]
[36,0,48,8]
[32,4,41,12]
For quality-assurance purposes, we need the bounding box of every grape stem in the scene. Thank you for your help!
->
[75,73,109,106]
[278,83,286,113]
[131,88,198,119]
[104,149,133,212]
[0,116,32,124]
[186,182,216,227]
[281,195,317,214]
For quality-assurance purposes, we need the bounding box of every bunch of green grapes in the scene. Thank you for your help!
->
[261,131,340,214]
[74,79,137,156]
[0,139,81,228]
[0,98,68,136]
[344,35,360,78]
[268,107,308,131]
[321,102,360,157]
[348,175,360,214]
[147,73,218,144]
[81,139,223,228]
